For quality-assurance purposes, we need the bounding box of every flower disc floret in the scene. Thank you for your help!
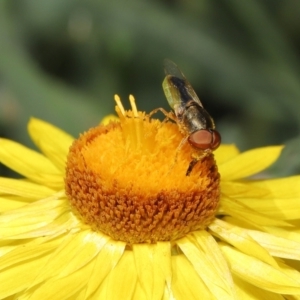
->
[65,97,220,244]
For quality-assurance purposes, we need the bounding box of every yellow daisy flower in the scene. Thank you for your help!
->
[0,95,300,300]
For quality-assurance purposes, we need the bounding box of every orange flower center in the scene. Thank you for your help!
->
[65,96,220,244]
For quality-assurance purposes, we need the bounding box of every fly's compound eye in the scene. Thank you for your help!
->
[188,129,221,151]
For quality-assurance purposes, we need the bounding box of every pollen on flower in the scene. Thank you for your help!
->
[65,95,220,244]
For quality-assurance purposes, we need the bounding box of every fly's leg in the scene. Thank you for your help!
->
[149,108,192,176]
[149,107,176,123]
[186,150,210,176]
[186,158,199,176]
[165,136,189,175]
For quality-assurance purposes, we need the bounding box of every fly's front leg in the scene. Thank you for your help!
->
[186,150,210,176]
[165,136,189,175]
[186,158,198,176]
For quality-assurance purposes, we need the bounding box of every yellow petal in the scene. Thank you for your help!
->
[0,195,31,212]
[94,250,137,300]
[177,234,237,299]
[57,231,108,278]
[30,258,95,300]
[132,280,147,300]
[0,177,55,199]
[209,219,278,267]
[0,194,67,238]
[101,114,120,125]
[34,230,109,285]
[162,284,174,300]
[233,275,285,300]
[171,254,213,300]
[85,239,126,298]
[221,181,267,198]
[0,249,50,299]
[242,176,300,198]
[192,230,236,291]
[133,242,171,300]
[219,146,284,181]
[220,244,300,294]
[220,195,291,227]
[0,138,63,189]
[28,118,74,172]
[221,216,300,250]
[0,236,61,272]
[0,235,61,260]
[236,176,300,220]
[214,144,240,165]
[11,211,80,239]
[282,294,300,300]
[265,227,300,244]
[0,242,18,257]
[246,229,300,260]
[239,196,300,220]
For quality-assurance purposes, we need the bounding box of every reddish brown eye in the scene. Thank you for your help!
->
[188,129,221,151]
[210,130,221,150]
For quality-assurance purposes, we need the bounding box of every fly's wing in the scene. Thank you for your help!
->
[163,59,185,79]
[163,59,203,108]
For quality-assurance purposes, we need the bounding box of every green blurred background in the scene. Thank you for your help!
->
[1,0,300,177]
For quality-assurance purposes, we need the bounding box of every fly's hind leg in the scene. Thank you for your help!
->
[149,107,176,123]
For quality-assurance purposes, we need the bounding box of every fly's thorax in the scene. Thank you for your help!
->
[182,102,215,134]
